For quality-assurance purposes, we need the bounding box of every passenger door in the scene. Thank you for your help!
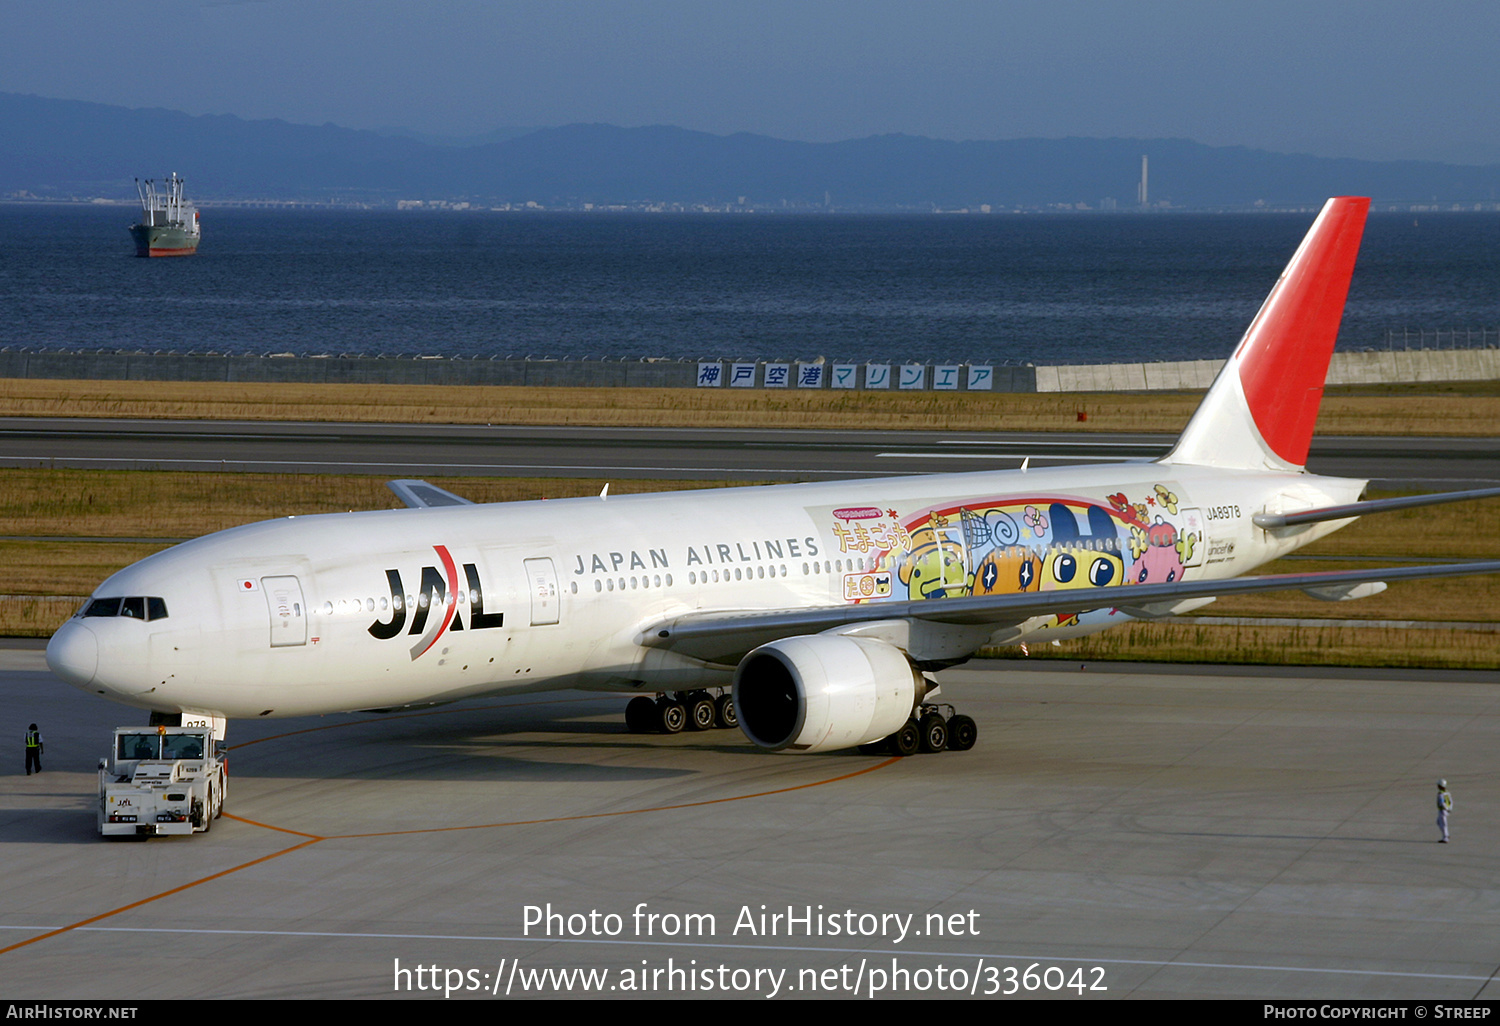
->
[523,558,560,626]
[262,575,308,647]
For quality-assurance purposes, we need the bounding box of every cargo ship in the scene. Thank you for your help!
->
[129,173,200,257]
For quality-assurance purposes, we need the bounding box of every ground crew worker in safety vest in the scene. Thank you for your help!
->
[1437,780,1452,843]
[24,723,42,775]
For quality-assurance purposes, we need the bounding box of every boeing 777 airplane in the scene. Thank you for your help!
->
[46,197,1500,756]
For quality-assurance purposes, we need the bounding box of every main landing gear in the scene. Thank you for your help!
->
[858,704,977,757]
[625,690,738,735]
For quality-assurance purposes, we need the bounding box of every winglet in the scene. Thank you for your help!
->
[386,480,474,509]
[1165,197,1370,471]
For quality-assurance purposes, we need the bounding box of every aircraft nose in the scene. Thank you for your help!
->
[47,620,98,687]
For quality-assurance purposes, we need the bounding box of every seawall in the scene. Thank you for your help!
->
[1,348,1495,392]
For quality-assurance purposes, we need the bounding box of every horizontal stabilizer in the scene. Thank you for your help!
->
[1252,485,1500,529]
[386,479,475,509]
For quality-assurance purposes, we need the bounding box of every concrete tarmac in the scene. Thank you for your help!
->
[2,642,1498,1000]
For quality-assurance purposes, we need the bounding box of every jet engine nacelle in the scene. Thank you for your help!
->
[732,634,921,753]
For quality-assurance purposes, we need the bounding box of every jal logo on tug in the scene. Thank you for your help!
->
[367,544,504,660]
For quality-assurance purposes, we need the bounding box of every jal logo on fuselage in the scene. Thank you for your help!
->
[367,544,504,661]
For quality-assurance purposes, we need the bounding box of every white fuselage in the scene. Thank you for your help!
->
[47,460,1364,720]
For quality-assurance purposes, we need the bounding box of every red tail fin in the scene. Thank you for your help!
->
[1167,197,1370,471]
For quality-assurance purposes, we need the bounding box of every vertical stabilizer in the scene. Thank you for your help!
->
[1164,196,1370,471]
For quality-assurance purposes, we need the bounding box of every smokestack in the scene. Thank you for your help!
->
[1138,155,1149,207]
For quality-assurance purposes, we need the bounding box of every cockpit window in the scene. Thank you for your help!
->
[81,597,168,621]
[84,597,122,618]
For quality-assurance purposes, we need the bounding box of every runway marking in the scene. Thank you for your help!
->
[936,439,1166,448]
[227,697,900,839]
[0,923,1490,985]
[0,456,864,477]
[220,812,323,839]
[0,838,322,956]
[876,452,1142,461]
[326,756,899,839]
[0,695,900,955]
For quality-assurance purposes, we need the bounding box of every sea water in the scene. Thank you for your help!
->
[1,204,1494,365]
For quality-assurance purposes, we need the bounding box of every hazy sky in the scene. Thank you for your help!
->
[4,0,1497,164]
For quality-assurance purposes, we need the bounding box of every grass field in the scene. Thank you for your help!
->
[985,621,1498,670]
[2,376,1499,435]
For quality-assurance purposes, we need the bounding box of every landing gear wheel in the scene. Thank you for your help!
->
[918,712,948,753]
[686,693,717,732]
[888,719,921,757]
[625,696,657,733]
[946,714,978,751]
[657,699,686,734]
[714,693,737,729]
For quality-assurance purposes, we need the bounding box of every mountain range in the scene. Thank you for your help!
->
[4,92,1498,209]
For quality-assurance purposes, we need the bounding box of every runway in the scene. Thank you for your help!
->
[3,641,1497,1000]
[2,417,1498,487]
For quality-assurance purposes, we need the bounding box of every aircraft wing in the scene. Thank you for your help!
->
[386,479,475,509]
[642,560,1500,666]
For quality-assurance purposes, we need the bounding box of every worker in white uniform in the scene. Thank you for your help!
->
[1436,779,1452,843]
